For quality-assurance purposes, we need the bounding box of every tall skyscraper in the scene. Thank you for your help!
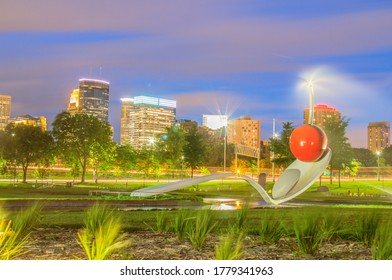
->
[120,96,176,149]
[0,94,11,131]
[9,114,47,131]
[368,122,390,153]
[304,104,341,127]
[67,78,110,122]
[227,116,260,149]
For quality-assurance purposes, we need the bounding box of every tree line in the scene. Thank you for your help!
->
[0,112,238,183]
[1,112,386,184]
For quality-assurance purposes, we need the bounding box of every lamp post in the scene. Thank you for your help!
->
[376,151,381,181]
[223,125,227,173]
[272,118,276,182]
[222,115,228,173]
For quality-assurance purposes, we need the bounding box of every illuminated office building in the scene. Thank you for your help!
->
[227,116,260,149]
[368,122,390,153]
[202,115,228,130]
[303,104,341,127]
[9,114,47,131]
[67,78,110,122]
[120,96,176,149]
[0,94,11,130]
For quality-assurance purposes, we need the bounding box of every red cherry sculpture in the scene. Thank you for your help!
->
[289,124,328,162]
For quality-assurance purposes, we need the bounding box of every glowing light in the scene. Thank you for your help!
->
[134,96,176,108]
[69,89,80,108]
[121,98,134,102]
[79,78,110,85]
[202,114,228,130]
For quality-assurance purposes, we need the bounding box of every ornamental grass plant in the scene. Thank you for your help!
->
[236,203,249,230]
[0,203,42,260]
[172,210,191,239]
[214,228,244,260]
[77,204,131,260]
[353,210,380,246]
[292,209,325,255]
[372,222,392,260]
[187,210,217,250]
[258,212,285,245]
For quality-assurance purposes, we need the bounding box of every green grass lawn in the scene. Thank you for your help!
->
[1,178,392,201]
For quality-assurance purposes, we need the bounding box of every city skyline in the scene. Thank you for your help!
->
[1,0,392,147]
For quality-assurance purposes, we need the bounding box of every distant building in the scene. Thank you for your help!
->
[368,122,390,153]
[227,116,260,149]
[9,114,47,131]
[202,115,228,130]
[0,94,11,130]
[67,78,110,122]
[120,96,176,149]
[304,104,341,127]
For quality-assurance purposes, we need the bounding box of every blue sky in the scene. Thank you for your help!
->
[1,0,392,147]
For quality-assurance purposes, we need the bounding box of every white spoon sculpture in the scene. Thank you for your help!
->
[131,80,332,205]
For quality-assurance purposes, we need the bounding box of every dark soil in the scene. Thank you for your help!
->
[18,228,372,260]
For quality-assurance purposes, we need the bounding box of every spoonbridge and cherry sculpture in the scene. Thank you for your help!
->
[131,80,332,205]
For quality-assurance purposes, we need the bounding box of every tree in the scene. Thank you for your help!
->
[135,147,160,178]
[352,148,377,167]
[1,124,54,183]
[155,126,186,170]
[199,127,235,167]
[381,146,392,166]
[269,122,296,168]
[114,144,136,175]
[323,116,353,186]
[90,141,116,182]
[183,126,206,177]
[51,112,113,183]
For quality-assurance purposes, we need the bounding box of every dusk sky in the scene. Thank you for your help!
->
[1,0,392,147]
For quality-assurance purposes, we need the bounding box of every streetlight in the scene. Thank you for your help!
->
[376,151,381,181]
[221,115,228,173]
[272,118,277,182]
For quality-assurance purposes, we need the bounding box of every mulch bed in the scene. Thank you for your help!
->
[18,228,371,260]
